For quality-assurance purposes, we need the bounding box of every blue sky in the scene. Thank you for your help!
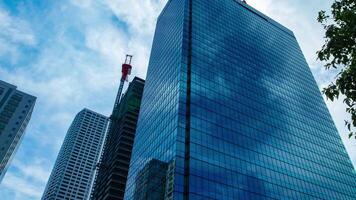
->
[0,0,355,199]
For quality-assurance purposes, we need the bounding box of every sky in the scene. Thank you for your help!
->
[0,0,355,199]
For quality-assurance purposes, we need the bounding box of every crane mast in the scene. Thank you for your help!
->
[113,55,132,110]
[95,55,133,184]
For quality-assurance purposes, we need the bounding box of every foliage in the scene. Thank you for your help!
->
[317,0,356,138]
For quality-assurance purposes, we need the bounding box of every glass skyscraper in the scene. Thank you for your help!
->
[42,109,108,200]
[0,80,36,183]
[125,0,356,199]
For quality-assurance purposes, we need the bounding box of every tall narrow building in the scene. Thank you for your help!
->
[91,77,145,200]
[124,0,356,199]
[0,80,36,183]
[42,109,108,200]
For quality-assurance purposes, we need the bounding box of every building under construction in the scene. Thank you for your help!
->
[90,57,145,200]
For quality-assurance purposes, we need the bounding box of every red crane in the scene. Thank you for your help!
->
[113,55,132,110]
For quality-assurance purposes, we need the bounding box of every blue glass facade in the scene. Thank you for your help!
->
[125,0,356,199]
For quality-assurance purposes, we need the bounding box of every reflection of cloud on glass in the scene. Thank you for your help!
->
[188,0,356,199]
[190,1,295,196]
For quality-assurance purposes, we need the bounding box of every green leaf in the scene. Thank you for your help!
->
[318,0,356,139]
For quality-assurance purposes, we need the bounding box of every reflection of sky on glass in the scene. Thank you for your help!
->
[0,0,354,199]
[187,0,355,198]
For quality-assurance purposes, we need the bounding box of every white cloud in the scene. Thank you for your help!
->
[0,1,355,200]
[85,25,127,65]
[103,0,166,36]
[11,160,51,183]
[248,0,272,14]
[1,173,42,199]
[0,38,20,64]
[0,7,36,65]
[71,0,93,8]
[0,8,36,46]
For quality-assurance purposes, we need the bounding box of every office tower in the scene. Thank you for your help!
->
[42,109,108,200]
[91,77,145,200]
[133,159,169,200]
[0,80,36,183]
[124,0,356,199]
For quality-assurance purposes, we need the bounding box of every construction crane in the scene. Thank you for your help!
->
[113,55,132,110]
[95,55,132,183]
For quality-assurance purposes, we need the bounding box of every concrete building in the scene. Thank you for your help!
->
[0,80,36,183]
[42,109,108,200]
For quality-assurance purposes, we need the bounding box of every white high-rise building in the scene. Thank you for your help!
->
[0,80,36,183]
[42,109,108,200]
